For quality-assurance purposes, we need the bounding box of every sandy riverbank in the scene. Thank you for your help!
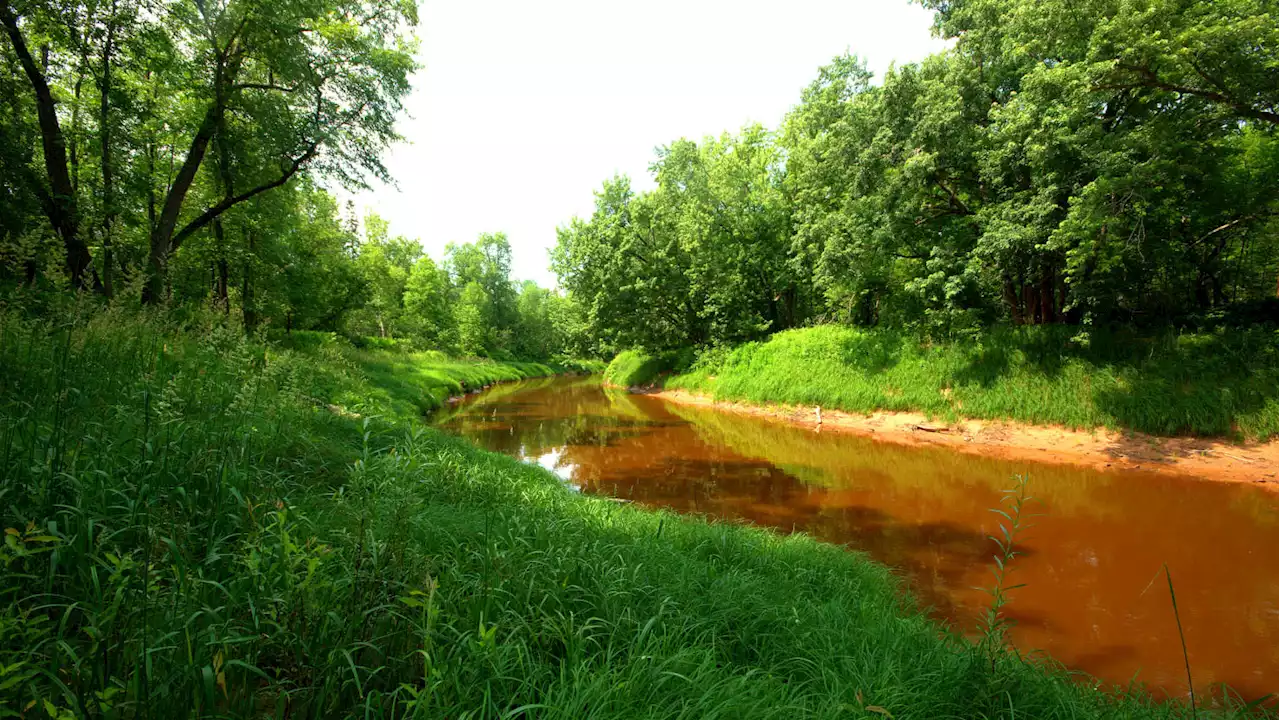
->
[646,388,1279,489]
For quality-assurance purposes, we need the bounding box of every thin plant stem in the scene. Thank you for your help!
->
[1164,564,1197,718]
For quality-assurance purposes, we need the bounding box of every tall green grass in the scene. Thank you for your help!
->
[664,325,1279,440]
[0,309,1263,718]
[603,348,694,388]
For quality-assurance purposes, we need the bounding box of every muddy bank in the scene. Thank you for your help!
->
[647,388,1278,489]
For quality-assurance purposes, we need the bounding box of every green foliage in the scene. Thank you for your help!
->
[512,280,555,359]
[402,255,453,345]
[0,0,419,297]
[0,309,1242,718]
[553,126,803,351]
[347,213,423,338]
[665,325,1278,440]
[555,0,1278,341]
[0,0,588,363]
[265,328,344,352]
[454,281,492,357]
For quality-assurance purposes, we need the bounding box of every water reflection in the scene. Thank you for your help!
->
[434,376,1278,702]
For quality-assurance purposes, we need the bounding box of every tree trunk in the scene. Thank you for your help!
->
[98,12,116,298]
[0,3,94,289]
[1039,265,1055,324]
[1003,277,1023,324]
[242,229,257,332]
[1194,275,1210,310]
[779,282,797,329]
[212,107,235,313]
[1056,271,1068,320]
[215,253,229,312]
[143,104,220,304]
[70,69,82,196]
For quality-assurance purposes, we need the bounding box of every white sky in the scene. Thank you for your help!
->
[350,0,949,287]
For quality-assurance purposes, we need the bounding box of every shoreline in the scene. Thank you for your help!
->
[644,388,1279,490]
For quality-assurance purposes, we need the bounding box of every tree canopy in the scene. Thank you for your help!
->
[554,0,1278,349]
[1,0,590,360]
[4,0,1275,359]
[1,0,417,301]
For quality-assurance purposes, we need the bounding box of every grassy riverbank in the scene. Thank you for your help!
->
[602,347,692,388]
[0,310,1258,717]
[270,328,603,417]
[646,325,1279,441]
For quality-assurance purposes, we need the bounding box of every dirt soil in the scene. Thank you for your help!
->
[648,389,1279,490]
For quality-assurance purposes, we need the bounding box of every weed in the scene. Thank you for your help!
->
[978,475,1036,659]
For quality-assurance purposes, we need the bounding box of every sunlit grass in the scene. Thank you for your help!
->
[603,348,694,387]
[0,309,1262,718]
[665,325,1278,440]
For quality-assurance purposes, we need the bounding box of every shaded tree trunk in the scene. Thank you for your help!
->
[1003,276,1023,324]
[212,109,235,313]
[1039,265,1056,324]
[1,2,94,289]
[98,11,117,298]
[1023,283,1039,324]
[243,229,257,331]
[215,254,229,312]
[70,69,82,196]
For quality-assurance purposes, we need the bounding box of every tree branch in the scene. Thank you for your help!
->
[169,143,320,252]
[232,81,298,93]
[934,177,973,215]
[1099,63,1278,124]
[1189,216,1256,248]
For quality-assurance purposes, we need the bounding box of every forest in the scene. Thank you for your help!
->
[1,0,584,360]
[1,0,1277,717]
[4,0,1275,358]
[2,0,1269,353]
[554,0,1278,349]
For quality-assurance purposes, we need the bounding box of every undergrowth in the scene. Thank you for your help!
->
[0,308,1266,718]
[664,325,1279,440]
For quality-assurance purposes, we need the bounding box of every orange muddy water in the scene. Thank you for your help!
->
[434,376,1278,703]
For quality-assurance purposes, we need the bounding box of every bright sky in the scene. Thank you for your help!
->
[351,0,949,287]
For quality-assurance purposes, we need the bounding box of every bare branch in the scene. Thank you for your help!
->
[1189,216,1257,248]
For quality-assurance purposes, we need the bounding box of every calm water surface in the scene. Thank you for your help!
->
[434,376,1278,701]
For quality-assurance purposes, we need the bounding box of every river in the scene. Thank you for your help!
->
[433,375,1278,702]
